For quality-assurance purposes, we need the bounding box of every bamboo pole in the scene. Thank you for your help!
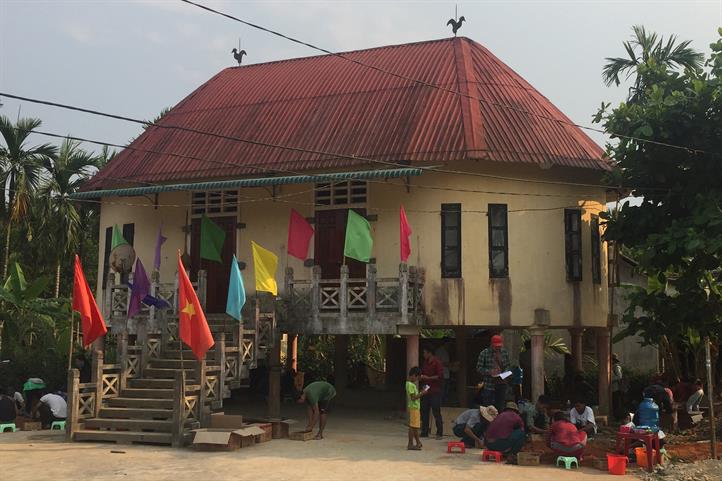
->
[705,337,718,459]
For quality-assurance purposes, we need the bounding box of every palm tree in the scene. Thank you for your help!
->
[602,25,704,99]
[0,116,57,279]
[38,138,98,297]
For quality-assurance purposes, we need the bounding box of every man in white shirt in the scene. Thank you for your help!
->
[570,400,597,435]
[33,392,67,428]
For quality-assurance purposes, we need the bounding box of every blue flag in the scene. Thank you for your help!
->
[226,254,246,321]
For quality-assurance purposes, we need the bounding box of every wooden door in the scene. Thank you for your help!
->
[190,216,237,313]
[314,209,366,279]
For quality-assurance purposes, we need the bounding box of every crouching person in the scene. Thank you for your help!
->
[483,402,526,464]
[452,405,498,448]
[547,411,587,459]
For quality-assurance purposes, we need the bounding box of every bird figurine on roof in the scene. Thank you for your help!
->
[232,48,247,66]
[447,16,465,36]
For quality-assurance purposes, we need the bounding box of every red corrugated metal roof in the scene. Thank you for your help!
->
[86,37,609,190]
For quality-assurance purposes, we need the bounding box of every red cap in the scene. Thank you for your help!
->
[491,335,503,347]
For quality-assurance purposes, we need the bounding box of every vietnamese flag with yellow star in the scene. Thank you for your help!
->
[177,252,214,360]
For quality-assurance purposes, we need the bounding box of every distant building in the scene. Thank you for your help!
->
[77,37,617,412]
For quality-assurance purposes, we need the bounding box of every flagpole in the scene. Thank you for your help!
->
[67,311,75,370]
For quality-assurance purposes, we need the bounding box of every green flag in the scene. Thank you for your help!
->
[111,224,129,250]
[343,210,373,263]
[200,215,225,262]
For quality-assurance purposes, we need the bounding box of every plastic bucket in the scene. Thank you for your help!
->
[635,447,659,468]
[607,453,628,475]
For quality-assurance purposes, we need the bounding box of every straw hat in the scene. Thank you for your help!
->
[479,405,499,422]
[504,401,520,413]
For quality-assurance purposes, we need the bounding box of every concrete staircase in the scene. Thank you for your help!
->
[73,347,219,445]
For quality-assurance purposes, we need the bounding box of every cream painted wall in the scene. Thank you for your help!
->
[96,162,609,329]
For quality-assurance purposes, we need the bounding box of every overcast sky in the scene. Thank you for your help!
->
[1,0,720,154]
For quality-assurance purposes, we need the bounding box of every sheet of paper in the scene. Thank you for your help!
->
[496,370,512,380]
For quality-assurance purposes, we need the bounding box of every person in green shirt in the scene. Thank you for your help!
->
[406,367,428,450]
[297,381,337,440]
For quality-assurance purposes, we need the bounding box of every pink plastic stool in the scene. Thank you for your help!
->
[447,441,466,453]
[481,450,503,462]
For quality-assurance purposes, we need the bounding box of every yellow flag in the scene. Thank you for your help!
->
[251,241,278,296]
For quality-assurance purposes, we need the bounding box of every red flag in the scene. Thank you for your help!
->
[72,255,107,347]
[400,205,412,263]
[287,209,314,260]
[177,252,214,360]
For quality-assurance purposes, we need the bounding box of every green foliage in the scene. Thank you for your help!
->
[520,330,571,357]
[597,28,722,377]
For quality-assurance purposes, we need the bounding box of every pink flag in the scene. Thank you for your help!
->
[287,209,314,260]
[400,205,412,263]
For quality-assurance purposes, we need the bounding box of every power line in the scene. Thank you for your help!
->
[179,0,708,156]
[3,94,611,199]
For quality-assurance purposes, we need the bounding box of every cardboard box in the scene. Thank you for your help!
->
[517,452,541,466]
[210,413,244,429]
[191,426,266,451]
[289,430,315,441]
[246,417,297,439]
[247,423,273,443]
[22,422,42,431]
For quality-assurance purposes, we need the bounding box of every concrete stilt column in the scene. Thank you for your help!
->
[334,335,349,397]
[287,334,298,371]
[406,334,420,372]
[570,328,584,372]
[268,331,281,419]
[455,328,468,407]
[530,326,546,401]
[597,328,611,415]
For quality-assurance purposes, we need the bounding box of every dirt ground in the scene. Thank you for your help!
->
[639,459,722,481]
[0,405,639,481]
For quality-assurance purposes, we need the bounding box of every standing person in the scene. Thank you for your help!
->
[484,401,526,464]
[74,354,92,384]
[547,411,587,459]
[32,391,67,429]
[434,339,451,404]
[570,399,597,436]
[518,339,532,400]
[476,334,511,411]
[611,353,624,419]
[296,380,336,440]
[419,346,444,439]
[0,387,17,423]
[452,405,498,448]
[406,367,427,450]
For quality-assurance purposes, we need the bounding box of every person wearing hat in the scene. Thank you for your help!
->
[483,401,526,463]
[452,405,498,448]
[476,334,511,411]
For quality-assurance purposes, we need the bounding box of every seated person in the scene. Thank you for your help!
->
[620,412,635,431]
[570,399,597,435]
[452,405,498,448]
[686,379,704,414]
[0,387,17,423]
[547,411,587,459]
[483,402,526,464]
[32,391,67,429]
[519,395,550,435]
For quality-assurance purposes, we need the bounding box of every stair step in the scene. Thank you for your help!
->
[85,418,174,432]
[120,387,175,399]
[144,368,196,379]
[128,378,176,389]
[99,407,173,420]
[108,397,174,410]
[74,429,172,445]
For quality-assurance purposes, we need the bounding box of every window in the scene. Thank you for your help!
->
[488,204,509,278]
[441,204,461,278]
[191,190,238,217]
[315,181,367,207]
[564,209,582,281]
[591,215,601,284]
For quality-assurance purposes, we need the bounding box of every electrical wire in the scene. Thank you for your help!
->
[179,0,709,156]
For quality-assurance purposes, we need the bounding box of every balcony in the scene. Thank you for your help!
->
[282,263,425,335]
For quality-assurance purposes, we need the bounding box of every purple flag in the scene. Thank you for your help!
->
[128,258,151,318]
[153,224,167,271]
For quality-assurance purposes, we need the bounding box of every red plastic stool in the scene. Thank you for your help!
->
[481,450,503,462]
[447,441,466,453]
